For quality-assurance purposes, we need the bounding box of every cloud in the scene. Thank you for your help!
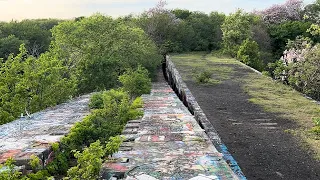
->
[0,0,314,21]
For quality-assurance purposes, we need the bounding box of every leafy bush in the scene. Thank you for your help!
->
[65,140,105,180]
[29,155,41,172]
[88,92,104,109]
[0,44,76,125]
[0,158,21,180]
[62,89,142,151]
[119,66,152,98]
[195,70,212,84]
[237,39,264,71]
[105,136,125,156]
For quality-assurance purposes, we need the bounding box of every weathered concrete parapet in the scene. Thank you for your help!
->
[164,56,246,179]
[0,94,91,171]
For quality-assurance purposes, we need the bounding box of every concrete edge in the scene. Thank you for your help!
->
[163,55,247,180]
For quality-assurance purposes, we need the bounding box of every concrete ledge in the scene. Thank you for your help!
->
[164,56,246,179]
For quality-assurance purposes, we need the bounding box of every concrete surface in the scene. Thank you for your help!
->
[101,81,240,180]
[0,94,91,169]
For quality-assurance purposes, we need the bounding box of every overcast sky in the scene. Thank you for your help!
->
[0,0,315,21]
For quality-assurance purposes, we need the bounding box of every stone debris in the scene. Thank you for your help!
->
[100,81,240,180]
[0,94,91,169]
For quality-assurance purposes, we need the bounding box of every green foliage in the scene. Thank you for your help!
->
[267,60,287,80]
[303,0,320,23]
[131,97,143,109]
[29,155,41,171]
[51,14,161,94]
[195,70,212,84]
[186,11,225,51]
[313,117,320,126]
[311,117,320,135]
[0,44,76,125]
[0,35,25,59]
[285,44,320,100]
[0,19,61,57]
[268,21,313,59]
[0,158,22,180]
[105,136,125,156]
[88,92,104,109]
[119,66,152,98]
[45,151,69,175]
[62,89,142,151]
[221,10,255,57]
[25,170,52,180]
[51,143,59,152]
[237,39,264,71]
[65,140,105,180]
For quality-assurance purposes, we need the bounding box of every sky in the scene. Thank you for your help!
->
[0,0,315,21]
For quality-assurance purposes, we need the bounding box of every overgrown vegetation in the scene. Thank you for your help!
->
[1,0,320,177]
[0,85,144,179]
[0,14,160,125]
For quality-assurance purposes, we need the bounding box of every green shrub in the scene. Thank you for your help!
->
[65,140,105,180]
[29,155,41,172]
[131,97,143,109]
[105,136,125,156]
[237,39,264,71]
[62,89,143,151]
[119,66,151,98]
[88,92,104,109]
[195,70,212,84]
[0,158,22,180]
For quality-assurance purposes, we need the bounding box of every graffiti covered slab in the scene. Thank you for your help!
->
[0,94,91,169]
[101,82,240,180]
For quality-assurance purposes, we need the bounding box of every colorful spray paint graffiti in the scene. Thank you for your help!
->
[0,94,91,170]
[101,81,243,180]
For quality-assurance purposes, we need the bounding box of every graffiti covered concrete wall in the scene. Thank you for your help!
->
[164,56,246,179]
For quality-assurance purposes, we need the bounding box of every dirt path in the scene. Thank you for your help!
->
[172,54,320,180]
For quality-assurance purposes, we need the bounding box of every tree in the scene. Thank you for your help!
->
[119,66,152,98]
[303,0,320,23]
[221,10,254,57]
[0,19,61,56]
[268,21,312,59]
[65,140,105,180]
[257,0,303,25]
[0,35,25,59]
[171,9,192,20]
[250,16,273,64]
[237,39,263,71]
[0,44,76,125]
[51,14,161,93]
[138,0,180,56]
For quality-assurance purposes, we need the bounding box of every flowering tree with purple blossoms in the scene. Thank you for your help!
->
[273,36,320,100]
[257,0,303,25]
